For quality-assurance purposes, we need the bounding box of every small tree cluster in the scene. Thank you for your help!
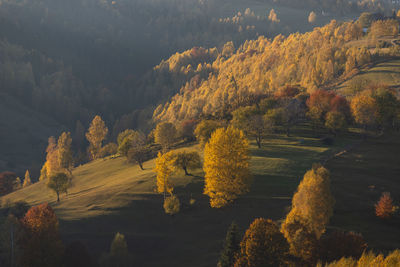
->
[375,192,396,219]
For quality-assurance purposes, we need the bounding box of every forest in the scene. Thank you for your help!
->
[1,0,400,266]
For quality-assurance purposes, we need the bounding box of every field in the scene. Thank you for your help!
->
[4,125,393,266]
[336,58,400,96]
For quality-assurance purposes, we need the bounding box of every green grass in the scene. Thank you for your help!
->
[1,125,363,266]
[336,59,400,96]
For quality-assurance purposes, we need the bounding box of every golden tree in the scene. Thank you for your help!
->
[23,170,32,187]
[203,126,252,208]
[351,93,378,129]
[154,151,176,199]
[235,218,289,267]
[86,115,108,160]
[281,164,334,263]
[171,150,201,176]
[57,132,73,175]
[163,194,180,215]
[375,192,395,219]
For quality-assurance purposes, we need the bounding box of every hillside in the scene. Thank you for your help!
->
[2,126,383,266]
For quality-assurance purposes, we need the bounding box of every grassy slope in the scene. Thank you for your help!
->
[336,58,400,96]
[2,126,365,266]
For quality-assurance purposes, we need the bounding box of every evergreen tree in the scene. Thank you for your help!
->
[217,222,240,267]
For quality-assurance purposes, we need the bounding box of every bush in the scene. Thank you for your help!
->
[163,195,180,215]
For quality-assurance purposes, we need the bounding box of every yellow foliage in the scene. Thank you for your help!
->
[154,152,176,196]
[86,115,108,160]
[351,93,378,127]
[203,126,251,208]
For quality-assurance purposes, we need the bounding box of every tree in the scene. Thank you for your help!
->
[154,122,177,151]
[281,164,334,263]
[268,9,280,23]
[308,11,317,23]
[23,170,32,187]
[218,222,240,267]
[171,151,201,175]
[100,232,133,267]
[203,126,252,208]
[18,203,64,267]
[375,192,395,219]
[117,129,136,157]
[234,218,289,267]
[372,88,399,131]
[118,130,147,169]
[351,93,378,130]
[47,172,70,202]
[57,132,73,175]
[154,152,176,199]
[40,136,61,181]
[0,172,18,196]
[86,115,108,160]
[194,120,221,147]
[325,111,347,135]
[163,194,180,215]
[319,231,367,263]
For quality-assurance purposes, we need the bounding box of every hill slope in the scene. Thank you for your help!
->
[2,127,363,266]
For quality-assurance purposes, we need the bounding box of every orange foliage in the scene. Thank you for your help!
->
[375,192,395,219]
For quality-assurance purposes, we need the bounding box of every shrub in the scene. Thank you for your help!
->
[163,195,180,215]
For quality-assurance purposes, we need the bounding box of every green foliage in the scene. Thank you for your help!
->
[100,232,133,267]
[194,120,221,147]
[47,172,70,202]
[171,150,201,175]
[217,222,240,267]
[154,122,177,151]
[163,194,180,215]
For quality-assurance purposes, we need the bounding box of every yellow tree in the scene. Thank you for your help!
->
[23,170,32,187]
[57,132,73,175]
[86,115,108,160]
[351,93,378,130]
[203,126,252,208]
[154,152,176,199]
[154,122,177,151]
[39,136,61,181]
[281,164,334,263]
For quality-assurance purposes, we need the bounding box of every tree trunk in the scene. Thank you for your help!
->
[183,166,189,176]
[57,192,60,202]
[256,135,261,148]
[139,162,144,170]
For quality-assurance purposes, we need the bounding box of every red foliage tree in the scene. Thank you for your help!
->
[330,95,351,120]
[307,90,336,113]
[274,85,300,99]
[18,203,64,267]
[375,192,395,219]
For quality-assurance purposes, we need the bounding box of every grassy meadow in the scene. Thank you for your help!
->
[3,125,387,266]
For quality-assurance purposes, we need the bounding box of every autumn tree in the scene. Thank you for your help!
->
[203,126,252,208]
[325,111,347,135]
[194,119,221,147]
[307,90,335,129]
[154,152,176,199]
[58,132,74,175]
[319,231,367,263]
[39,136,61,181]
[171,151,201,175]
[118,129,148,169]
[100,232,133,267]
[372,88,399,131]
[281,164,334,263]
[86,115,108,160]
[375,192,395,219]
[18,203,64,267]
[217,222,240,267]
[308,11,317,23]
[154,122,177,151]
[163,194,180,215]
[47,172,70,202]
[23,170,32,187]
[351,93,378,130]
[268,9,280,23]
[234,218,289,267]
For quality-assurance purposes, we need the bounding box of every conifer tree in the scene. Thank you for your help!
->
[86,115,108,160]
[23,170,32,187]
[203,126,252,208]
[217,222,240,267]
